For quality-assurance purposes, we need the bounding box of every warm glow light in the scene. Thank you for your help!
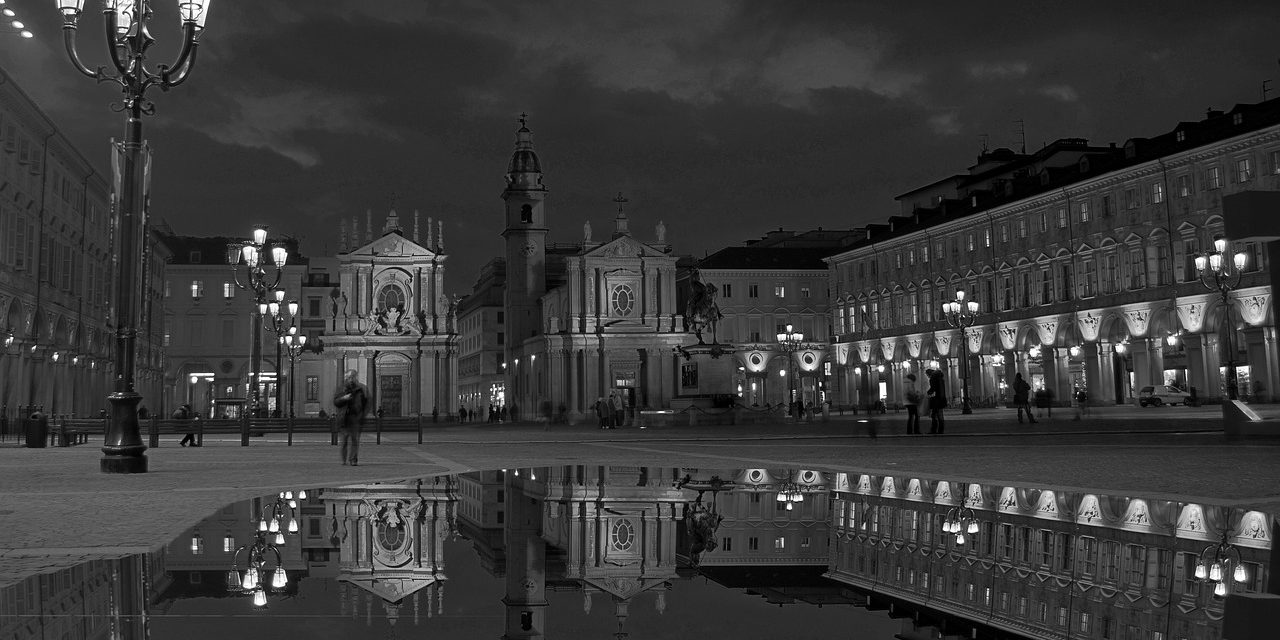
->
[241,568,258,590]
[1234,563,1247,583]
[1194,563,1207,580]
[272,567,288,589]
[1194,255,1208,272]
[252,225,268,245]
[1114,342,1127,354]
[955,533,965,545]
[1209,562,1222,582]
[287,517,298,533]
[1214,237,1227,253]
[252,588,267,607]
[298,490,307,499]
[273,532,284,545]
[1233,252,1247,271]
[1214,582,1227,597]
[967,521,979,534]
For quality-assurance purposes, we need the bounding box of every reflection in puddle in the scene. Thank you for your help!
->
[3,467,1271,639]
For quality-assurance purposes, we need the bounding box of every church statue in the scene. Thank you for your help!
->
[583,219,593,243]
[684,496,723,567]
[684,270,723,345]
[656,220,666,244]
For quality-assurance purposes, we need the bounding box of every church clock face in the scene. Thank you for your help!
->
[521,241,538,257]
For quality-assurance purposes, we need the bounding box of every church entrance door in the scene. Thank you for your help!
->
[380,375,403,417]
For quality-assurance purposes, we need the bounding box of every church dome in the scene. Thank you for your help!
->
[505,117,545,191]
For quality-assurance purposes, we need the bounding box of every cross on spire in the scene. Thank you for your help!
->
[389,191,399,211]
[614,191,628,215]
[518,112,528,128]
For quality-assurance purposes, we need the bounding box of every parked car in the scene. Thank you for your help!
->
[1138,385,1192,407]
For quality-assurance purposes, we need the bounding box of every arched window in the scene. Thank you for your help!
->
[378,285,405,311]
[520,204,533,223]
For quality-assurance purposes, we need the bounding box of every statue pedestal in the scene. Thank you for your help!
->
[670,344,738,425]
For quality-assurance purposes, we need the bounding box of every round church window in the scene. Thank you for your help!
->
[749,353,763,366]
[611,284,635,317]
[377,522,405,551]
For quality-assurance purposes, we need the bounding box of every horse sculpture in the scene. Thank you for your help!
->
[685,270,723,345]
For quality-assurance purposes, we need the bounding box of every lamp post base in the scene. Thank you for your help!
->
[100,390,148,474]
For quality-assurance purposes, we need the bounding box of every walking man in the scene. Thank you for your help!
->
[1014,373,1036,423]
[610,393,624,429]
[333,369,370,466]
[903,373,921,435]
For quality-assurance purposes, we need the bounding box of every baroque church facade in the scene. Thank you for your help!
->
[499,119,689,421]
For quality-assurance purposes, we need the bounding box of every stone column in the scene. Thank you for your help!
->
[584,347,600,405]
[1051,347,1071,404]
[567,348,580,415]
[1243,326,1270,401]
[1084,342,1104,405]
[1183,333,1210,401]
[1130,339,1154,402]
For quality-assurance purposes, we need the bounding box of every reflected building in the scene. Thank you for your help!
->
[827,473,1273,639]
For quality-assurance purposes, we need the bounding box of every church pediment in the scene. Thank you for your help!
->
[583,236,667,259]
[583,576,666,601]
[346,232,438,260]
[339,576,438,603]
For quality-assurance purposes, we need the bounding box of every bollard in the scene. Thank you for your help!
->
[376,413,382,445]
[416,414,423,444]
[148,416,159,448]
[330,417,338,446]
[240,412,250,447]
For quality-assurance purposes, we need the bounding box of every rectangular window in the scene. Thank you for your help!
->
[1079,537,1097,575]
[1156,245,1171,285]
[1182,239,1200,283]
[1103,254,1120,294]
[163,318,171,347]
[1125,188,1139,210]
[1040,268,1052,306]
[1079,201,1090,222]
[306,376,319,401]
[748,537,759,551]
[1038,530,1054,567]
[1236,157,1252,183]
[967,234,975,251]
[722,537,732,552]
[1018,218,1028,238]
[1059,264,1073,302]
[1000,523,1014,559]
[1155,548,1172,591]
[1039,212,1047,232]
[1057,533,1073,571]
[936,241,944,261]
[1079,612,1092,634]
[1151,182,1164,204]
[308,298,321,316]
[1271,150,1280,174]
[721,283,732,298]
[1101,541,1120,582]
[800,286,810,298]
[1178,174,1192,197]
[773,536,785,551]
[774,283,785,297]
[1000,224,1009,242]
[801,536,811,548]
[497,332,504,345]
[921,244,929,263]
[895,252,903,268]
[1102,194,1115,216]
[748,284,759,298]
[191,280,204,299]
[1017,526,1032,564]
[1128,248,1147,289]
[908,249,915,265]
[223,282,235,298]
[1207,166,1222,189]
[1125,544,1147,587]
[1058,207,1068,228]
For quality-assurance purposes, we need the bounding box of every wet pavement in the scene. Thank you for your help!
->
[2,404,1278,593]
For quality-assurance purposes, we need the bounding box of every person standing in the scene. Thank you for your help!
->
[903,373,921,435]
[926,368,946,434]
[176,404,197,447]
[1013,373,1036,423]
[333,369,370,466]
[610,393,624,429]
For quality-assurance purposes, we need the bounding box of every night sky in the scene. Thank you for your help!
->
[3,1,1280,291]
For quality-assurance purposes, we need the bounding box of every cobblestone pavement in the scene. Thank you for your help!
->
[2,404,1277,589]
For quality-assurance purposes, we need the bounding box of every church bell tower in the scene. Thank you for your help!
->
[501,114,548,363]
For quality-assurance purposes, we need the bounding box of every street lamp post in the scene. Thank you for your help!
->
[943,291,980,415]
[56,0,212,473]
[776,323,804,412]
[227,226,289,444]
[282,327,307,418]
[262,293,297,417]
[1194,236,1248,400]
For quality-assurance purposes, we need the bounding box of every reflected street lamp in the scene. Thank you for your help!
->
[56,0,213,474]
[943,291,979,414]
[1194,236,1248,400]
[227,490,304,608]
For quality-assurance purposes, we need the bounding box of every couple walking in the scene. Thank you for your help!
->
[902,368,947,434]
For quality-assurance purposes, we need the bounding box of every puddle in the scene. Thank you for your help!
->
[3,466,1270,638]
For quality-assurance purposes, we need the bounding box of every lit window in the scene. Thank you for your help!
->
[190,280,204,299]
[1151,182,1164,204]
[1079,201,1090,222]
[773,536,785,551]
[1178,174,1192,197]
[1206,166,1222,189]
[800,287,810,298]
[1058,208,1068,228]
[1271,150,1280,175]
[223,282,235,298]
[774,283,785,297]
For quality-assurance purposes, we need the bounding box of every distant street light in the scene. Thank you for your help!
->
[228,225,289,443]
[263,293,298,417]
[56,0,212,473]
[942,291,979,414]
[1195,236,1248,400]
[281,327,308,418]
[776,323,804,408]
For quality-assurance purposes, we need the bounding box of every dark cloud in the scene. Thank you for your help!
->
[3,1,1279,288]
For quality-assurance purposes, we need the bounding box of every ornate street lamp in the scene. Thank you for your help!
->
[226,490,304,608]
[263,292,298,417]
[942,291,979,414]
[776,324,804,407]
[281,327,308,418]
[1195,236,1248,400]
[1194,529,1249,597]
[56,0,213,474]
[228,225,289,442]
